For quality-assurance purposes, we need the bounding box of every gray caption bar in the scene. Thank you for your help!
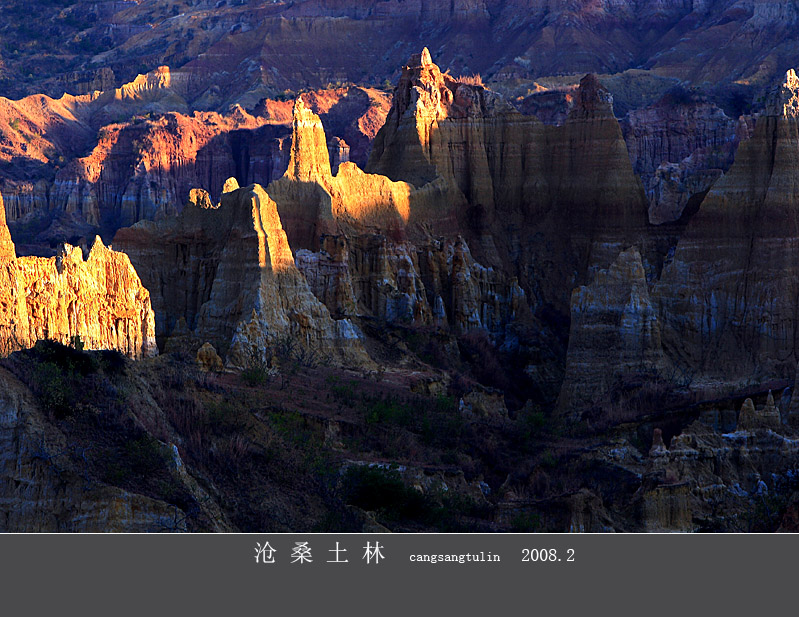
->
[1,534,793,614]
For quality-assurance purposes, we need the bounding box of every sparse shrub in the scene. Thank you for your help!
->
[365,398,412,426]
[331,381,357,405]
[661,84,696,106]
[458,331,511,392]
[276,89,295,102]
[124,435,169,475]
[206,400,248,434]
[341,465,429,522]
[24,340,107,418]
[271,335,323,368]
[32,339,98,375]
[241,360,270,386]
[269,409,309,443]
[33,361,75,418]
[516,406,548,443]
[159,352,198,391]
[510,511,541,532]
[97,349,127,375]
[540,449,557,468]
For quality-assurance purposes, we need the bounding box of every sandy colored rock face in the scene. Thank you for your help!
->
[196,342,223,372]
[295,232,530,334]
[736,393,782,432]
[0,196,15,261]
[367,51,649,320]
[0,67,390,251]
[115,182,372,369]
[267,98,425,251]
[0,196,156,358]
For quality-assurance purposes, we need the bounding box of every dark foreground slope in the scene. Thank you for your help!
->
[4,341,799,532]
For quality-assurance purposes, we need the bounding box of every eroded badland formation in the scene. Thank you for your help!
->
[7,1,799,531]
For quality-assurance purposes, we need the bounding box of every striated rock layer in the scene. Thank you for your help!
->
[655,69,799,389]
[0,198,14,261]
[114,182,371,369]
[295,233,531,335]
[266,86,533,336]
[366,50,650,318]
[0,194,156,358]
[0,367,180,531]
[0,69,391,252]
[559,247,665,414]
[621,91,752,225]
[267,96,453,251]
[108,49,654,406]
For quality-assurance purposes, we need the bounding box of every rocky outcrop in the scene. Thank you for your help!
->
[0,197,15,261]
[654,69,799,389]
[300,86,391,169]
[196,342,224,372]
[621,91,751,224]
[737,393,782,431]
[0,74,390,249]
[267,97,428,251]
[114,182,372,369]
[12,0,799,107]
[295,232,530,333]
[517,86,577,126]
[0,84,258,236]
[459,387,509,420]
[0,367,183,531]
[0,197,156,358]
[367,50,649,320]
[534,73,648,252]
[48,108,284,232]
[555,411,799,531]
[58,67,117,96]
[638,416,799,531]
[366,46,533,245]
[559,247,665,415]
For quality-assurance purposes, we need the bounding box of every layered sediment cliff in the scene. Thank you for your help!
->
[0,195,156,358]
[0,366,181,531]
[0,70,391,251]
[114,182,371,368]
[267,85,531,335]
[621,91,751,225]
[366,49,649,320]
[559,247,665,414]
[654,69,799,388]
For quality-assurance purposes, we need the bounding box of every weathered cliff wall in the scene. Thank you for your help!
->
[654,69,799,388]
[0,194,156,358]
[114,182,371,368]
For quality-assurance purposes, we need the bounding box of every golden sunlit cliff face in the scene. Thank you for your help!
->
[113,181,372,370]
[106,48,650,387]
[0,195,156,359]
[0,201,14,262]
[260,85,535,339]
[0,64,392,254]
[266,98,427,250]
